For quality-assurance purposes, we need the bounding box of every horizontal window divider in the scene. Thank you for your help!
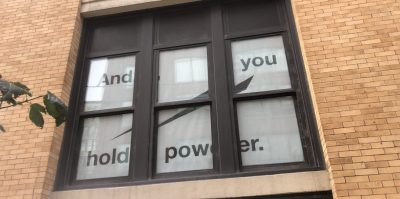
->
[155,98,211,110]
[153,38,211,50]
[233,89,296,101]
[86,49,141,59]
[80,107,134,118]
[224,26,286,40]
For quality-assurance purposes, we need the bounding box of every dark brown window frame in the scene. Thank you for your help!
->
[54,0,325,191]
[231,191,333,199]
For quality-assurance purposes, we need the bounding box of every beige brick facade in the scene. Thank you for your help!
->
[0,0,81,198]
[0,0,399,198]
[294,0,400,198]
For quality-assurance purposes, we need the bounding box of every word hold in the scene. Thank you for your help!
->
[86,147,129,166]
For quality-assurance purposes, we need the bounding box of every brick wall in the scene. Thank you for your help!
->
[1,0,400,199]
[0,0,81,198]
[293,0,400,198]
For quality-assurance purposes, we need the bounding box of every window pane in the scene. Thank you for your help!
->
[156,106,213,173]
[236,97,304,166]
[231,36,291,94]
[158,47,208,103]
[76,114,132,180]
[84,55,135,111]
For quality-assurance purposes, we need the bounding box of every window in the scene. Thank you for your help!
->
[55,0,324,190]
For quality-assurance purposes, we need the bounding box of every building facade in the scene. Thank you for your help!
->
[0,0,399,198]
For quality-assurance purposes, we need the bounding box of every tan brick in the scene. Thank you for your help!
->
[348,189,372,196]
[355,168,379,175]
[378,167,400,174]
[336,183,359,190]
[387,194,400,199]
[361,195,386,199]
[345,176,369,183]
[374,154,398,161]
[358,181,383,189]
[372,187,397,194]
[389,160,400,167]
[361,149,385,156]
[358,137,381,143]
[353,156,375,163]
[369,174,394,182]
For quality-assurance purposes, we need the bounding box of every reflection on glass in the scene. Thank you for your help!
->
[76,114,132,180]
[231,36,291,94]
[85,56,135,111]
[236,97,304,166]
[158,47,208,103]
[156,106,213,173]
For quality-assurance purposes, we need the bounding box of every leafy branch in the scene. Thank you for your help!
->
[0,75,67,132]
[0,95,43,109]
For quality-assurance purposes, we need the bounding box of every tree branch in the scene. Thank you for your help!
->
[0,95,43,109]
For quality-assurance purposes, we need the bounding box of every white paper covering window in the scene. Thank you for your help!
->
[156,106,213,173]
[76,114,132,180]
[231,36,291,94]
[85,55,135,111]
[158,47,208,103]
[236,97,304,166]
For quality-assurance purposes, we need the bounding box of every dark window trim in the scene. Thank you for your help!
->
[54,0,325,191]
[226,191,333,199]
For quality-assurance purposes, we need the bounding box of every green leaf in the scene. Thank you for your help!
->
[43,91,67,127]
[55,117,65,127]
[12,82,32,97]
[29,103,46,128]
[0,79,32,104]
[0,124,5,132]
[1,92,17,105]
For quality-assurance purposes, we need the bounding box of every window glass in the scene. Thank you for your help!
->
[156,106,213,173]
[84,55,135,111]
[76,114,133,180]
[236,97,304,166]
[231,36,291,94]
[158,47,208,103]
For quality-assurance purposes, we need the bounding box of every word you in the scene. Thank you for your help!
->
[241,55,277,71]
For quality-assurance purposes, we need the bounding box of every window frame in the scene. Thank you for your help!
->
[55,0,324,191]
[235,191,333,199]
[152,43,219,178]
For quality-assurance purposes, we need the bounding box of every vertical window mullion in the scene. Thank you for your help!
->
[283,0,324,168]
[210,2,238,173]
[67,57,93,184]
[132,15,154,180]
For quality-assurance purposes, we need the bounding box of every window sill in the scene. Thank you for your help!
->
[50,170,331,199]
[81,0,200,17]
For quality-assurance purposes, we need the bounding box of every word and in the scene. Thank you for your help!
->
[165,138,263,163]
[241,55,277,71]
[86,147,129,166]
[100,70,133,85]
